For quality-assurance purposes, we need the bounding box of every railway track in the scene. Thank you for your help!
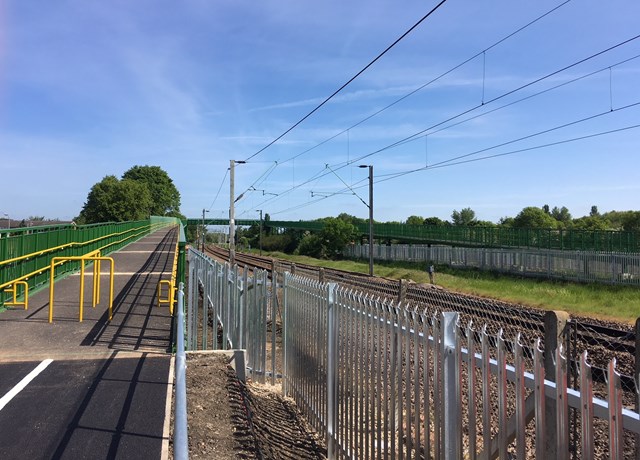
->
[203,245,636,383]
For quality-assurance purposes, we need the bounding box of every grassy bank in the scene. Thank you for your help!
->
[264,251,639,325]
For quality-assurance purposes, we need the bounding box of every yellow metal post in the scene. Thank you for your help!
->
[48,253,115,323]
[79,260,85,322]
[3,281,29,310]
[108,258,114,320]
[49,259,56,323]
[96,257,101,306]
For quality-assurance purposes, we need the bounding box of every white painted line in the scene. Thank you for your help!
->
[0,359,53,411]
[115,251,155,253]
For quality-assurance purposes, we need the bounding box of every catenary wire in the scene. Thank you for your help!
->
[267,123,640,216]
[240,41,640,211]
[239,0,573,191]
[242,0,450,163]
[207,168,229,212]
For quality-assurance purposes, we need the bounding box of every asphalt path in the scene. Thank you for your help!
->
[0,227,178,459]
[0,354,171,459]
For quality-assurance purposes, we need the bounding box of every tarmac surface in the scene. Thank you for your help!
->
[0,226,178,460]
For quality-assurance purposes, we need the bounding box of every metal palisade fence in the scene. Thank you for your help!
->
[185,248,640,459]
[346,243,640,286]
[283,273,640,459]
[187,247,274,383]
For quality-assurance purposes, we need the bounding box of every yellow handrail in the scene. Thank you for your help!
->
[0,223,159,268]
[3,281,29,310]
[48,251,115,323]
[157,228,180,315]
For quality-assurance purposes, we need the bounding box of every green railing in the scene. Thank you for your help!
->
[0,219,171,307]
[185,218,639,253]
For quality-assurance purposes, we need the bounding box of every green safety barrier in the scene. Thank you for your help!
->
[184,218,639,253]
[0,218,176,307]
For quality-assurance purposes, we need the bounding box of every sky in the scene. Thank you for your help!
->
[1,0,639,225]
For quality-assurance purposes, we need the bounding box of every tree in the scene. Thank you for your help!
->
[590,205,599,217]
[512,207,558,228]
[122,165,181,216]
[78,176,152,223]
[423,216,447,226]
[499,216,515,227]
[572,215,610,231]
[622,211,640,232]
[296,233,324,258]
[337,213,366,226]
[451,208,476,226]
[320,217,357,258]
[405,215,425,226]
[551,206,572,227]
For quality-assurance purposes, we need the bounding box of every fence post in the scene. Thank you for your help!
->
[442,311,461,460]
[319,268,325,284]
[271,269,277,385]
[282,273,289,397]
[543,310,569,458]
[397,278,408,304]
[635,317,640,460]
[327,282,338,460]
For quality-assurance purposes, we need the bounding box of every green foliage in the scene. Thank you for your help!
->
[336,213,367,226]
[320,217,357,258]
[79,176,152,223]
[122,165,181,216]
[451,207,476,226]
[572,215,610,231]
[405,215,425,226]
[78,166,181,224]
[296,233,324,258]
[623,211,640,232]
[512,207,558,229]
[423,216,448,226]
[551,206,572,227]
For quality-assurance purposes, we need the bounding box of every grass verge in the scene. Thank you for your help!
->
[263,251,639,325]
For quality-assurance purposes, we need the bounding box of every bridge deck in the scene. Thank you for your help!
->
[0,226,177,460]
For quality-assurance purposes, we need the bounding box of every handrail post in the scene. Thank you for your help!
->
[49,259,56,323]
[174,282,189,460]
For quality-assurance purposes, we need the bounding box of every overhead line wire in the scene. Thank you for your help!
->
[341,33,640,168]
[268,124,640,216]
[268,105,640,215]
[239,0,572,197]
[207,168,229,212]
[242,0,450,163]
[278,0,573,166]
[251,40,640,210]
[376,124,640,184]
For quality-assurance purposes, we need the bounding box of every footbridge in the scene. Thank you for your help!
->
[0,219,184,459]
[186,218,639,252]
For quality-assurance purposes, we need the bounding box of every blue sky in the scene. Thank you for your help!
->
[1,0,639,224]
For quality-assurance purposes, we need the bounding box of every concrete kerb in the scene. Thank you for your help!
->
[185,349,247,383]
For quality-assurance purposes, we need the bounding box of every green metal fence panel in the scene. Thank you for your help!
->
[0,219,169,307]
[182,218,639,253]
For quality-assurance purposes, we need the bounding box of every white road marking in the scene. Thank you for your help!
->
[0,359,53,412]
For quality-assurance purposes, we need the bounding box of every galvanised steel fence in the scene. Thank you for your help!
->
[283,273,640,459]
[346,243,640,286]
[184,251,640,458]
[187,247,274,383]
